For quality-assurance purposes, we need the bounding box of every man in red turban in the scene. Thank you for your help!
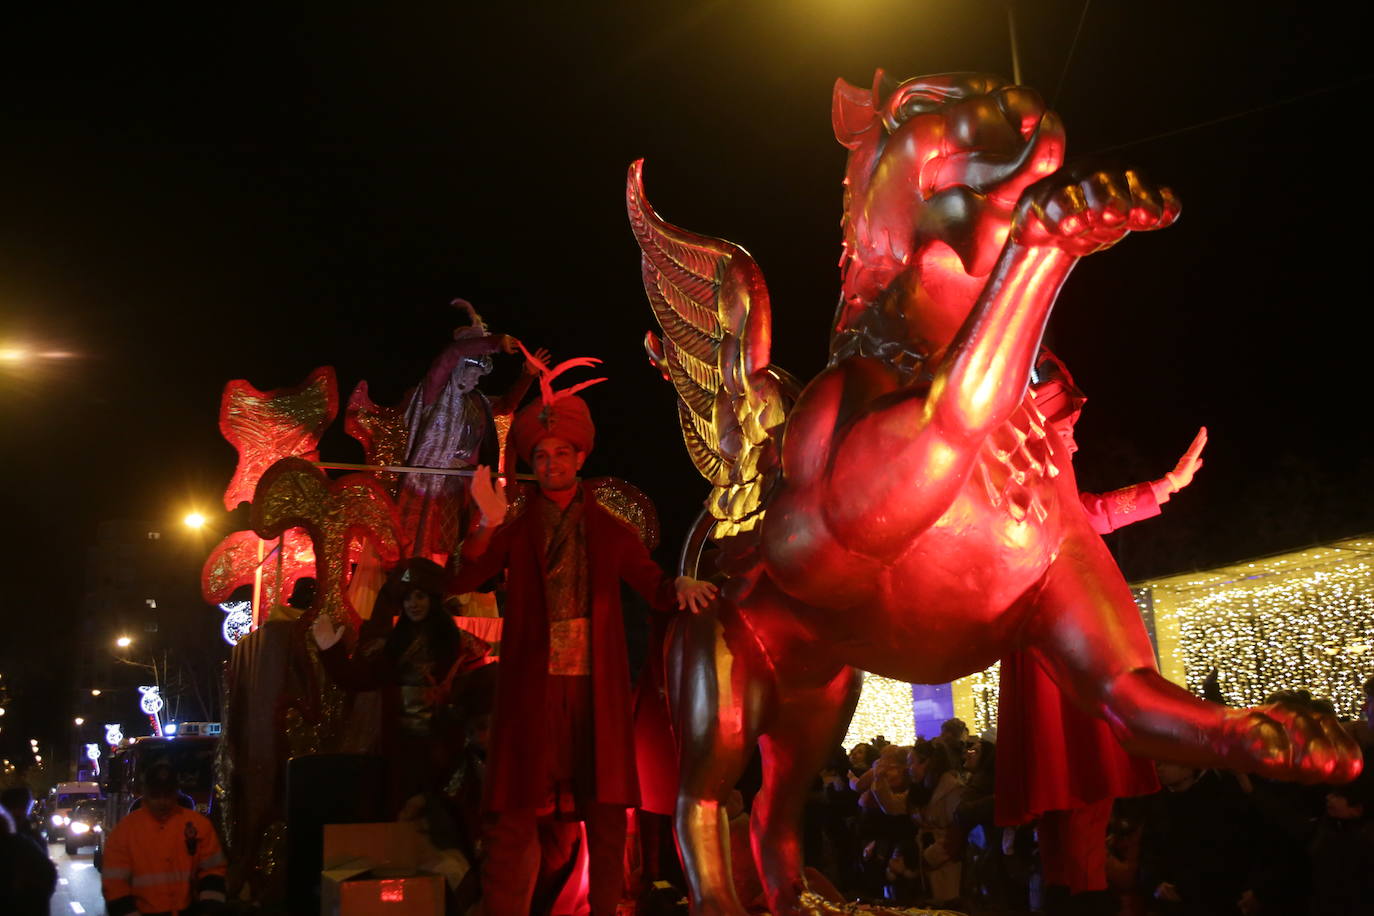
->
[995,348,1207,907]
[452,392,715,916]
[508,394,597,468]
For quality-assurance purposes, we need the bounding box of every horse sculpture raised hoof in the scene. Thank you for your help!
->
[627,71,1362,916]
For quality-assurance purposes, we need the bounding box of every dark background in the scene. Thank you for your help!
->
[3,1,1371,758]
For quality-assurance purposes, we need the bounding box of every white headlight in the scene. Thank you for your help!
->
[51,813,66,826]
[70,821,91,835]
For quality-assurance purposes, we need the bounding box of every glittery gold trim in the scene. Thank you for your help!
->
[591,478,661,549]
[548,618,592,676]
[1111,486,1139,517]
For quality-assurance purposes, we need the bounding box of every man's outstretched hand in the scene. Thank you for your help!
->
[470,465,508,528]
[1152,426,1207,503]
[522,346,552,376]
[675,576,718,614]
[1168,426,1208,490]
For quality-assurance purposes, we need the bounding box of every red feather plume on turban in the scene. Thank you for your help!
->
[510,343,607,466]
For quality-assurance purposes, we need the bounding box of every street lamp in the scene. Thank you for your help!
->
[183,511,207,530]
[91,689,101,697]
[116,635,132,649]
[0,346,74,361]
[74,716,85,726]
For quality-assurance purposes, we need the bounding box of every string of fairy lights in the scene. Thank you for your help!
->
[962,663,1001,735]
[840,537,1374,751]
[845,673,917,749]
[1149,541,1374,718]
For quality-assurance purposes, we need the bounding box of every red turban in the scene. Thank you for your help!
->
[510,395,595,466]
[1030,348,1086,429]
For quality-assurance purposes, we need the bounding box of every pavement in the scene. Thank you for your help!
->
[48,836,105,916]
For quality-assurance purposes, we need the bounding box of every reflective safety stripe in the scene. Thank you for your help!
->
[131,870,192,887]
[103,867,133,880]
[199,850,227,868]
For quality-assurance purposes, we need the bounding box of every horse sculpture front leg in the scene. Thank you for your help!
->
[668,599,772,915]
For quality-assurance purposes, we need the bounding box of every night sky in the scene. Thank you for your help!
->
[3,2,1372,748]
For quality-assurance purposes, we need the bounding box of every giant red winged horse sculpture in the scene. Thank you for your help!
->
[627,71,1361,915]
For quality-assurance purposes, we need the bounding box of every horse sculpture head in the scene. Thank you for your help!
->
[832,72,1066,351]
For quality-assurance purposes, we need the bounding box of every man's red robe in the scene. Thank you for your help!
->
[994,352,1166,893]
[450,480,676,812]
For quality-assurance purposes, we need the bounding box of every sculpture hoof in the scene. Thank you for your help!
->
[794,890,968,915]
[1223,703,1364,784]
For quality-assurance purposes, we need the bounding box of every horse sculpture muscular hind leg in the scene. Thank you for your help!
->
[628,71,1362,916]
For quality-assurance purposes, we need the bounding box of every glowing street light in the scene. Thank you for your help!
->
[0,344,75,361]
[183,511,207,530]
[116,635,133,649]
[91,689,102,697]
[73,716,85,726]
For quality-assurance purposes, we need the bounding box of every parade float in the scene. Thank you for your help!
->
[199,309,662,908]
[190,65,1367,915]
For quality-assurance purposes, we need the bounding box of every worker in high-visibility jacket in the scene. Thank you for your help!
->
[102,763,227,915]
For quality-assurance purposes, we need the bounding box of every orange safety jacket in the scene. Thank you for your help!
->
[101,805,227,915]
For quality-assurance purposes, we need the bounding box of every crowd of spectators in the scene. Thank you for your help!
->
[778,680,1374,915]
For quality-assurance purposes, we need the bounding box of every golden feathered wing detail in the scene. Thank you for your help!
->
[627,160,793,539]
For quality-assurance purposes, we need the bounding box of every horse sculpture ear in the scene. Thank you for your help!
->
[832,73,879,149]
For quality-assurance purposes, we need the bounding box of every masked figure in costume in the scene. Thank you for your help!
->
[452,385,717,916]
[398,299,546,566]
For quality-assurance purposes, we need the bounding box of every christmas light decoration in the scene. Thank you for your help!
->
[138,685,164,737]
[219,600,253,646]
[952,663,1002,736]
[1144,537,1374,717]
[844,673,916,749]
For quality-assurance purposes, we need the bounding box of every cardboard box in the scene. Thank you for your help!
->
[329,871,443,916]
[321,823,444,916]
